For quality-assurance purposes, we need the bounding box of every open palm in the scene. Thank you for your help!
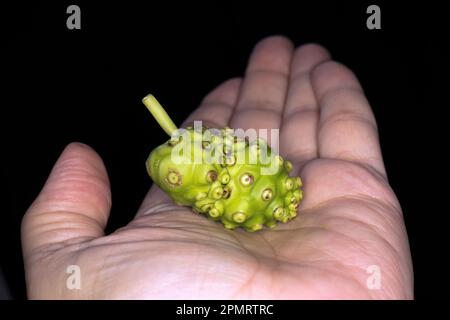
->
[22,36,413,299]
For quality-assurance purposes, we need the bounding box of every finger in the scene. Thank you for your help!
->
[280,43,331,169]
[229,36,294,144]
[22,142,111,257]
[182,77,242,129]
[311,61,386,176]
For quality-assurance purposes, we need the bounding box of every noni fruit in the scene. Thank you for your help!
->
[143,94,303,232]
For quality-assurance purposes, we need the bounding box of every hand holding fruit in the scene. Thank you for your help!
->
[21,37,413,299]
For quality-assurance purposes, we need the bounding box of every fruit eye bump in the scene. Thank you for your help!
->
[142,94,303,232]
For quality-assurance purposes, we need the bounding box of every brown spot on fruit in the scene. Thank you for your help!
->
[240,173,254,186]
[166,170,182,187]
[261,188,273,201]
[206,170,218,182]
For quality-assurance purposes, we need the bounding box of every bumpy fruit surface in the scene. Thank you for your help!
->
[143,95,303,232]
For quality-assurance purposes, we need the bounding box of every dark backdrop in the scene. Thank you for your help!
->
[2,1,447,299]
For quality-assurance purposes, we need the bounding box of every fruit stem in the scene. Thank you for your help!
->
[142,94,178,136]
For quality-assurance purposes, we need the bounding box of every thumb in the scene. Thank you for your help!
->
[21,142,111,258]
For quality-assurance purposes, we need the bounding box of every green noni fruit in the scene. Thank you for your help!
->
[143,94,303,232]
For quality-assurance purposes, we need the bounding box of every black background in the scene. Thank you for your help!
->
[1,1,448,299]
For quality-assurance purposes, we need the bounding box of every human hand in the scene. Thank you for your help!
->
[21,36,413,299]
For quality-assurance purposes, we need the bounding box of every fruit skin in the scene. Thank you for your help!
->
[146,125,303,232]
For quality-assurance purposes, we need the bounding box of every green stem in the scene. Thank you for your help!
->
[142,94,178,137]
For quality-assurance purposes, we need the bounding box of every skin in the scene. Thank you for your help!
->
[21,36,413,299]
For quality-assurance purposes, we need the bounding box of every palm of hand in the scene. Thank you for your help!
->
[22,37,413,299]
